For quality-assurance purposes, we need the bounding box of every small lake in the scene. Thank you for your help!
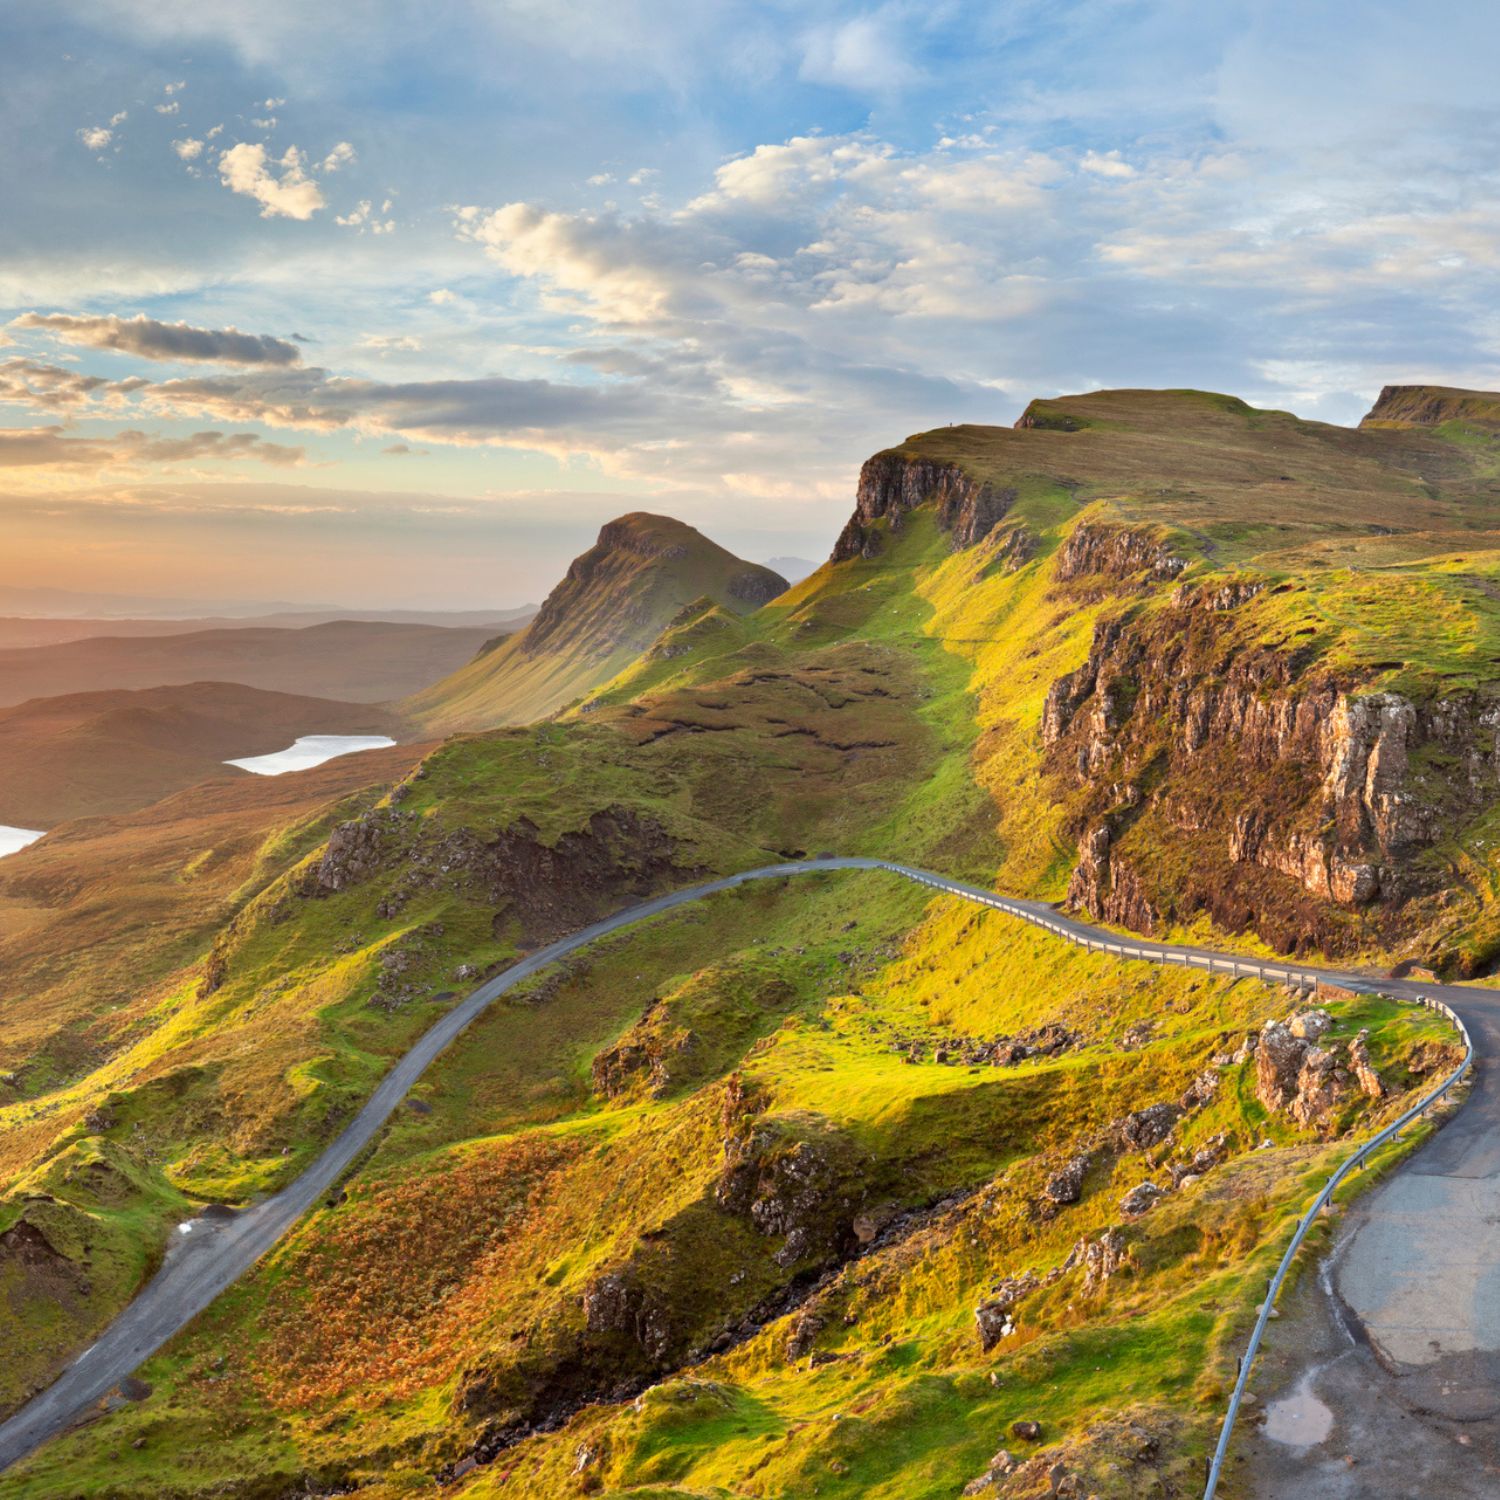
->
[0,826,45,858]
[226,735,397,777]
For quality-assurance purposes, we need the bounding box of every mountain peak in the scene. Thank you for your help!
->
[405,513,787,731]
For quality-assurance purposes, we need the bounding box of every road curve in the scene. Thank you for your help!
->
[0,856,1493,1474]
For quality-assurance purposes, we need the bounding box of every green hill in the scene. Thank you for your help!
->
[3,387,1497,1498]
[403,513,788,732]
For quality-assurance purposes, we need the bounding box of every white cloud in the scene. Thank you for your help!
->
[359,334,421,352]
[206,123,224,139]
[336,199,396,234]
[163,79,186,94]
[173,137,205,161]
[428,288,457,305]
[320,140,356,172]
[217,142,325,220]
[588,172,615,186]
[799,12,918,92]
[627,167,658,186]
[109,109,129,127]
[1080,149,1135,179]
[78,125,114,152]
[251,116,278,129]
[155,100,180,115]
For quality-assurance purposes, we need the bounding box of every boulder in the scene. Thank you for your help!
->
[1119,1181,1163,1217]
[1043,1155,1090,1206]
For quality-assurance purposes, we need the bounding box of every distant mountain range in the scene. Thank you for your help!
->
[0,581,536,627]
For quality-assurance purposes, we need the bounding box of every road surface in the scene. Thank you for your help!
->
[0,855,1493,1475]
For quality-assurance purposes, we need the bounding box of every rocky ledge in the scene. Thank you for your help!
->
[832,451,1014,561]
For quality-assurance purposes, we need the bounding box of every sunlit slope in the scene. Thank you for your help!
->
[404,513,788,732]
[7,387,1500,1494]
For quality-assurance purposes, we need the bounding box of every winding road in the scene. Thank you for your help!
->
[0,855,1495,1480]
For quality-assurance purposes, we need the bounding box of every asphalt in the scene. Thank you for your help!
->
[1,855,1496,1478]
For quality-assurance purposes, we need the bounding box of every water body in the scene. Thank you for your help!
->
[0,826,45,858]
[226,735,396,776]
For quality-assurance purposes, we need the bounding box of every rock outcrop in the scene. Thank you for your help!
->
[831,452,1014,561]
[1042,568,1500,954]
[1254,1011,1383,1128]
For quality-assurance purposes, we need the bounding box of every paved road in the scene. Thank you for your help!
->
[0,855,1493,1475]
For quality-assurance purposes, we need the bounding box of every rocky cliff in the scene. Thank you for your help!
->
[1042,543,1500,960]
[832,452,1014,561]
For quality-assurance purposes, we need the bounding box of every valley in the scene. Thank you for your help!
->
[3,386,1500,1498]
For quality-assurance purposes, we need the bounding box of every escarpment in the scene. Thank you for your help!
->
[1043,547,1500,959]
[832,451,1014,561]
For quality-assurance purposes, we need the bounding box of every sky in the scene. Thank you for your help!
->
[2,0,1499,610]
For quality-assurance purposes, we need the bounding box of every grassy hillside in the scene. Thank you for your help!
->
[404,514,789,732]
[3,387,1498,1496]
[0,682,405,828]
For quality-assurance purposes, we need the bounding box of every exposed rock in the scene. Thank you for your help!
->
[728,568,788,607]
[1065,1228,1131,1292]
[1113,1102,1181,1152]
[1288,1008,1332,1042]
[1118,1182,1163,1217]
[1255,1021,1309,1114]
[831,452,1015,561]
[308,808,398,893]
[1054,522,1186,583]
[1039,558,1500,954]
[582,1271,674,1364]
[1012,1419,1043,1442]
[975,1273,1041,1351]
[1043,1155,1090,1206]
[1177,1070,1219,1110]
[1170,1134,1229,1188]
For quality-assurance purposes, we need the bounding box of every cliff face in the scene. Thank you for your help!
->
[1043,540,1500,958]
[831,452,1014,561]
[1361,384,1500,430]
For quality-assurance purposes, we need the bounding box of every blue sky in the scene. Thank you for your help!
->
[2,0,1498,607]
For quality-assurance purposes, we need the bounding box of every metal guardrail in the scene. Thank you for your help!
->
[871,862,1474,1500]
[1200,996,1472,1499]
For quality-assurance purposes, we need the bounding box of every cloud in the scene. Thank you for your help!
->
[359,334,421,352]
[0,358,149,412]
[78,125,115,152]
[217,142,325,219]
[172,137,205,161]
[799,12,919,92]
[320,141,356,172]
[14,313,303,366]
[0,425,304,469]
[428,288,457,305]
[587,172,614,186]
[336,199,395,233]
[155,101,180,115]
[1080,149,1134,178]
[163,80,186,95]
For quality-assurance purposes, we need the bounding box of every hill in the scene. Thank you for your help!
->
[0,620,513,708]
[404,513,788,731]
[0,607,535,652]
[3,386,1498,1497]
[0,683,404,828]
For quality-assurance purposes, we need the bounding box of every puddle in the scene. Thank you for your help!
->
[0,825,45,858]
[225,734,396,776]
[1263,1366,1336,1447]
